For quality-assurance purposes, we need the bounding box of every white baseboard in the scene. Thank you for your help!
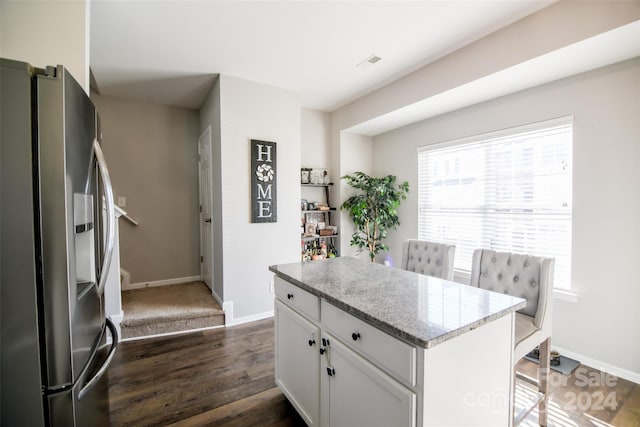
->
[226,310,274,327]
[120,268,130,288]
[221,300,274,327]
[553,345,640,385]
[107,310,123,344]
[124,275,201,291]
[109,310,123,325]
[222,301,234,324]
[212,289,223,307]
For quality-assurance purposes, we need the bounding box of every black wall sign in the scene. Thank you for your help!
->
[251,139,277,223]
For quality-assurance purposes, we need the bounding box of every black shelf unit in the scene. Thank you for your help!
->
[301,182,338,259]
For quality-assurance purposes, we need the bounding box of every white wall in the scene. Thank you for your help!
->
[0,0,90,91]
[218,75,301,322]
[373,59,640,379]
[328,0,640,381]
[301,108,331,170]
[338,132,373,259]
[301,109,332,219]
[329,0,637,261]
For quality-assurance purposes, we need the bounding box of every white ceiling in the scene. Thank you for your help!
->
[90,0,555,112]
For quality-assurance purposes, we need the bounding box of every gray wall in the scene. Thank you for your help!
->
[372,59,640,378]
[92,93,200,283]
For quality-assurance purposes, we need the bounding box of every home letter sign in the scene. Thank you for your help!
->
[251,139,277,223]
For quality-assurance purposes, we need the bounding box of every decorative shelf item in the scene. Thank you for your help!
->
[301,182,334,187]
[301,167,312,184]
[301,208,336,214]
[301,234,340,241]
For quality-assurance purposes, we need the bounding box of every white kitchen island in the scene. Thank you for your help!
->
[269,257,526,427]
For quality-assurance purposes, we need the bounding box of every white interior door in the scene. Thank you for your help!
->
[198,127,213,291]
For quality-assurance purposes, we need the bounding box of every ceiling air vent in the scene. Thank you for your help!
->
[356,54,382,69]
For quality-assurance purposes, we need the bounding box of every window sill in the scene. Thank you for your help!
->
[553,288,579,303]
[453,270,471,284]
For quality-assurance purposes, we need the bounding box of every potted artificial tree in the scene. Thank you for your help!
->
[341,172,409,262]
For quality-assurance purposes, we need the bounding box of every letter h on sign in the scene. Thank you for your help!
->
[251,139,277,223]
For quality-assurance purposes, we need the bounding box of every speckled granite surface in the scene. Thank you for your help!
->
[269,257,526,349]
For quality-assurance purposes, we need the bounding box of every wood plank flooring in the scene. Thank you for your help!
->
[108,318,639,426]
[108,319,304,426]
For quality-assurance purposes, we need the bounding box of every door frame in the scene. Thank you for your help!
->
[198,126,214,292]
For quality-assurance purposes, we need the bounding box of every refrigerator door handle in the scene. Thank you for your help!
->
[93,139,115,296]
[78,318,119,400]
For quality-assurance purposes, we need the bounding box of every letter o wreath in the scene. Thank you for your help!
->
[256,164,274,182]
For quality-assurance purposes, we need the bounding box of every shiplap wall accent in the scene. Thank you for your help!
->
[200,75,300,323]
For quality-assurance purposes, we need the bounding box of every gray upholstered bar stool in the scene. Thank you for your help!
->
[400,239,455,281]
[469,249,555,426]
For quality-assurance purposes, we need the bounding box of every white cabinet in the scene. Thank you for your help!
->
[321,334,416,427]
[275,278,415,427]
[274,276,514,427]
[275,299,320,426]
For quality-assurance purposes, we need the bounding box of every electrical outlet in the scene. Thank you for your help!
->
[117,196,126,207]
[269,280,274,293]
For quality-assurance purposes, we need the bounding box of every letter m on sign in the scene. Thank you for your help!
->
[251,139,277,223]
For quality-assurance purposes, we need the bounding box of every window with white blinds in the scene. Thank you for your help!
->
[417,117,573,289]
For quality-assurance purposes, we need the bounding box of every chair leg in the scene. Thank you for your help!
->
[538,338,550,426]
[512,365,517,424]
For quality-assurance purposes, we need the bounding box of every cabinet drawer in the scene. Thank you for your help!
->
[322,300,416,387]
[275,276,320,321]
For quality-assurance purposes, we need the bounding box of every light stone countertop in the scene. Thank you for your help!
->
[269,256,526,349]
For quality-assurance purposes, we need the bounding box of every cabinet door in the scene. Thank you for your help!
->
[322,335,416,427]
[275,300,320,426]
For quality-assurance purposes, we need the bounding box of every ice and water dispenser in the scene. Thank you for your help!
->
[74,193,96,285]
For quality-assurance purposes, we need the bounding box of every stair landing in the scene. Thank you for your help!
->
[120,281,224,339]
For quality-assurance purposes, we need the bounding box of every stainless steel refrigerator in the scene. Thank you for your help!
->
[1,58,119,426]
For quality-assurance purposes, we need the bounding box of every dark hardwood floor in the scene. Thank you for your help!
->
[108,319,305,426]
[108,318,639,426]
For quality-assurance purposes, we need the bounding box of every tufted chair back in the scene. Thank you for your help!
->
[400,240,456,281]
[470,249,554,328]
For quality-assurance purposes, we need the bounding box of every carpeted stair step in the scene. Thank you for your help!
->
[121,281,224,339]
